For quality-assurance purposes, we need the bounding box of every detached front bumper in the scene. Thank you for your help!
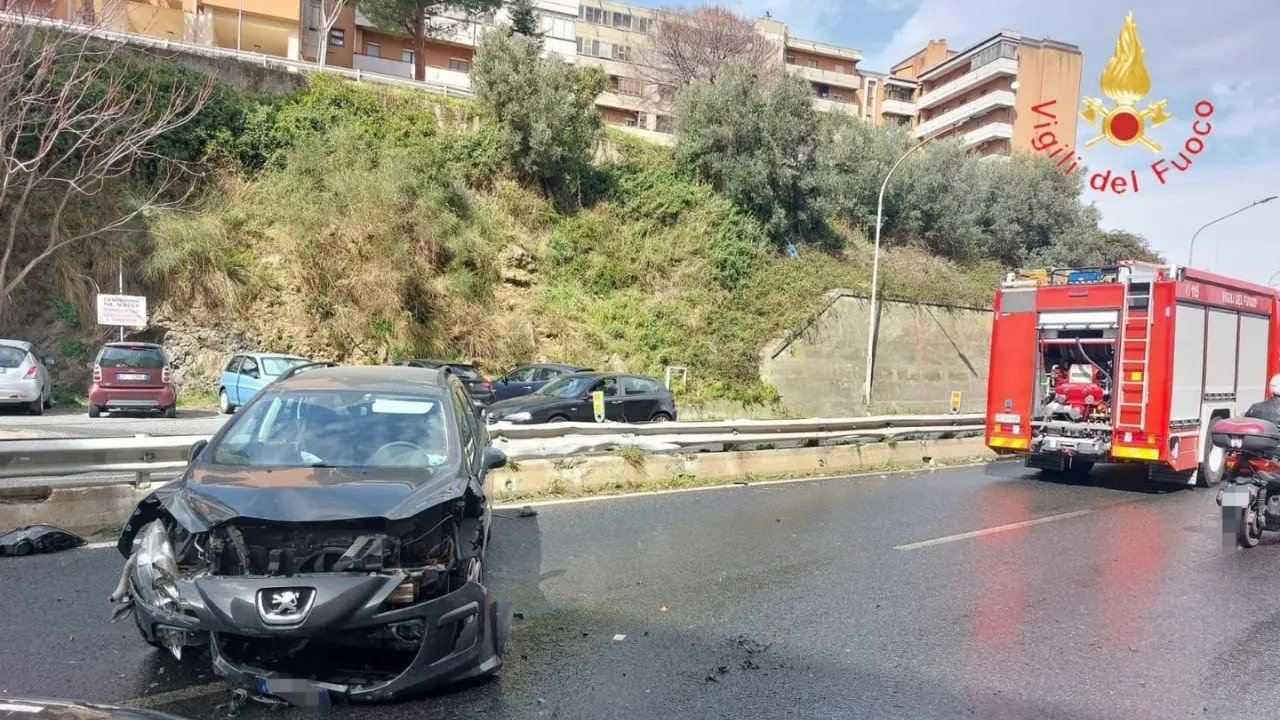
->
[132,572,507,703]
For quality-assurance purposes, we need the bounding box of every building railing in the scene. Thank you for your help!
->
[0,10,475,98]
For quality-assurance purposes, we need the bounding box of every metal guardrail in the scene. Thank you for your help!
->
[0,11,474,99]
[487,413,985,440]
[0,415,985,488]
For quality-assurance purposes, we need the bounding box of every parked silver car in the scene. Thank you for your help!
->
[0,339,55,415]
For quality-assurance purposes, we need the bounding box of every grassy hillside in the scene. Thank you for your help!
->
[6,69,1007,412]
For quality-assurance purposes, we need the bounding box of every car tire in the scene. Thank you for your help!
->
[28,398,43,415]
[1198,445,1226,488]
[163,405,177,419]
[43,393,53,409]
[650,412,672,423]
[88,404,102,418]
[548,415,568,423]
[218,389,234,415]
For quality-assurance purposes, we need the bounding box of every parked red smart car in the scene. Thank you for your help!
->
[88,342,177,418]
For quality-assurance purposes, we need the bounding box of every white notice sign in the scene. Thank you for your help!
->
[96,294,147,328]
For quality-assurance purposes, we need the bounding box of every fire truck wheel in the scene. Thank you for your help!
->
[1198,445,1226,488]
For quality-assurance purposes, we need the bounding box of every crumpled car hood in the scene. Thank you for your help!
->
[128,464,471,544]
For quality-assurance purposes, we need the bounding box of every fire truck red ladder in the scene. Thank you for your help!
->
[1117,277,1154,430]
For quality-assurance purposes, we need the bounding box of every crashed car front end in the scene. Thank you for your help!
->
[112,493,508,705]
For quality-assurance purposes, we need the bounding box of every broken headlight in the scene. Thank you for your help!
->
[133,520,182,612]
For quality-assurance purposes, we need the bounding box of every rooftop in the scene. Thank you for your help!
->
[917,30,1081,81]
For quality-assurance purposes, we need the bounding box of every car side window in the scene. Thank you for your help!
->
[623,377,651,396]
[240,357,259,378]
[505,367,537,383]
[595,377,619,397]
[450,383,478,465]
[225,356,242,374]
[645,378,665,393]
[533,367,562,382]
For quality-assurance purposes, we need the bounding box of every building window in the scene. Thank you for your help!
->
[834,63,843,73]
[608,75,641,96]
[364,41,380,57]
[970,39,1018,71]
[886,85,913,102]
[830,91,843,102]
[401,50,414,64]
[308,0,321,30]
[807,59,818,68]
[785,53,795,64]
[328,28,344,46]
[448,57,470,72]
[624,115,637,127]
[635,17,648,33]
[541,16,573,40]
[655,114,674,134]
[581,5,603,23]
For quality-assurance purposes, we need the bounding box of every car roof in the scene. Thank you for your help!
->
[103,342,164,350]
[561,371,663,382]
[0,339,33,351]
[242,352,308,360]
[274,364,453,392]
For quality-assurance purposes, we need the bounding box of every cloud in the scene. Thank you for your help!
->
[860,0,1279,279]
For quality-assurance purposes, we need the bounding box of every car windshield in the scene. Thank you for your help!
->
[447,364,481,380]
[535,376,595,398]
[260,357,310,376]
[0,346,25,368]
[99,346,165,368]
[209,388,454,469]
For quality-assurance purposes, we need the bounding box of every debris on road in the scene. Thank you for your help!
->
[0,524,86,556]
[519,506,539,517]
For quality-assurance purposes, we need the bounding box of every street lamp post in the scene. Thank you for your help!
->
[1187,196,1277,268]
[861,122,961,412]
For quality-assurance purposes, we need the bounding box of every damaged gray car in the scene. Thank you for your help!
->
[109,363,512,705]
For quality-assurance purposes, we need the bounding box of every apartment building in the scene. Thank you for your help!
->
[900,31,1082,156]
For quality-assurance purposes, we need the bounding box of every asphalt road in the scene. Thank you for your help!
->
[1,462,1277,719]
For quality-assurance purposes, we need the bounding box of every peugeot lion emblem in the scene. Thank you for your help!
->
[257,588,315,625]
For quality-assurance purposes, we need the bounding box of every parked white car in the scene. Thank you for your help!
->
[0,339,55,415]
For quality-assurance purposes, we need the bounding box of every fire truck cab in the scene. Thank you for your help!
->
[984,261,1280,485]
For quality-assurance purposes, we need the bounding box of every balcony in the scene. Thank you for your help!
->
[916,57,1017,111]
[355,8,481,47]
[614,124,674,146]
[785,63,860,90]
[353,52,414,79]
[811,96,859,116]
[961,122,1014,147]
[914,90,1015,138]
[881,99,916,116]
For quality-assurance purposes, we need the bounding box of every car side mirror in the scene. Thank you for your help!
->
[188,439,208,463]
[482,446,507,471]
[42,356,55,367]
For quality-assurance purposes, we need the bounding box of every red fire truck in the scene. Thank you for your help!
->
[984,261,1280,485]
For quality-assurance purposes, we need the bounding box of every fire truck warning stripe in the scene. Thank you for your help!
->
[989,436,1028,449]
[1112,446,1160,461]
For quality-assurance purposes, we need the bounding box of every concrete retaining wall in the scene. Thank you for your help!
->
[489,437,994,499]
[761,291,993,418]
[0,439,996,536]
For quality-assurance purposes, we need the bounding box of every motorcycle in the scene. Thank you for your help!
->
[1213,417,1280,548]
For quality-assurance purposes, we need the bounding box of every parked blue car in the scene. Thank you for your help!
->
[217,352,311,414]
[491,363,588,402]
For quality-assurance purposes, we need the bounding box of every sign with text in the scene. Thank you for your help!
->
[591,390,605,422]
[96,294,148,327]
[1176,282,1270,314]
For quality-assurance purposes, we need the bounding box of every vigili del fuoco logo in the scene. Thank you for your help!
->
[1030,11,1214,194]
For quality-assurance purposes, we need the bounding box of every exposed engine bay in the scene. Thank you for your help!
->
[1030,331,1116,460]
[110,489,506,705]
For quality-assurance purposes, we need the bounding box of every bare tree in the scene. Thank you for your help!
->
[314,0,349,68]
[0,15,211,312]
[640,6,780,88]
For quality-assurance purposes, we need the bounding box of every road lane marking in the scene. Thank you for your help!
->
[125,682,232,708]
[84,540,117,549]
[894,509,1095,550]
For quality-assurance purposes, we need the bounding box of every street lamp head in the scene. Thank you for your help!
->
[1260,196,1279,204]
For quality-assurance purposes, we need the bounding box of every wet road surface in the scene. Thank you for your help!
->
[1,462,1277,719]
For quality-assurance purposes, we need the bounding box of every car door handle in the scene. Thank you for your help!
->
[609,400,623,405]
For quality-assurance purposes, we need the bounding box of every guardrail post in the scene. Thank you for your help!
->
[134,471,152,490]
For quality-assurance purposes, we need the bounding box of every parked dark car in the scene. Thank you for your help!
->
[485,372,677,425]
[394,359,493,411]
[111,364,511,705]
[491,363,588,402]
[88,342,177,418]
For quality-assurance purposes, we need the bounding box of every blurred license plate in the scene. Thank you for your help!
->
[119,373,148,381]
[1222,487,1251,508]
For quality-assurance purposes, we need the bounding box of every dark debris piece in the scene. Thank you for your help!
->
[0,525,86,557]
